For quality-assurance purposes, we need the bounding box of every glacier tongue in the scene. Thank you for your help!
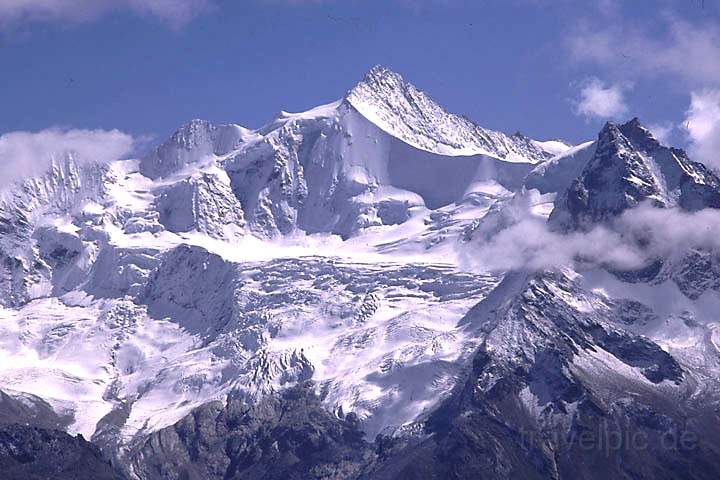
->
[0,250,500,446]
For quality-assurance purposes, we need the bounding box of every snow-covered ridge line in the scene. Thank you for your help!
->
[345,65,565,161]
[139,65,568,183]
[124,66,570,240]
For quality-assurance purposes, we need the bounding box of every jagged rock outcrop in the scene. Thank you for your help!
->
[0,389,119,479]
[0,424,120,480]
[0,156,109,307]
[130,385,373,480]
[549,118,720,231]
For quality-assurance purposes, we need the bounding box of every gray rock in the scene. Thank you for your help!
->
[130,384,373,480]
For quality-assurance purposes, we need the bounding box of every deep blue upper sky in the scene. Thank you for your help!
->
[1,0,719,151]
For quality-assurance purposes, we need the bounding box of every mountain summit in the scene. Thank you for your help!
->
[130,66,565,239]
[346,65,556,160]
[550,118,720,230]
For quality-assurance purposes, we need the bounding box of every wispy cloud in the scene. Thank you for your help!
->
[566,16,720,87]
[573,78,628,120]
[0,0,212,30]
[461,191,643,272]
[0,127,134,187]
[647,122,674,145]
[684,89,720,171]
[462,191,720,273]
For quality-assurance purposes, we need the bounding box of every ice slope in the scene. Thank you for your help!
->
[524,140,596,194]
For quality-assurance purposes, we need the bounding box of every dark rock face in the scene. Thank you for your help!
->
[0,390,73,430]
[671,250,720,299]
[548,118,720,300]
[0,390,121,479]
[0,424,120,480]
[130,385,374,480]
[549,121,663,230]
[549,118,720,231]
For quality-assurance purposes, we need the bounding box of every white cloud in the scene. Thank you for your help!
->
[684,89,720,170]
[574,78,628,120]
[0,0,211,29]
[460,190,646,273]
[567,17,720,87]
[647,122,674,145]
[0,127,134,187]
[466,215,644,272]
[462,190,720,274]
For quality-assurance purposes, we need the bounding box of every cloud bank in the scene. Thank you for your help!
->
[567,17,720,87]
[0,0,212,29]
[465,193,720,274]
[0,127,134,188]
[574,78,628,120]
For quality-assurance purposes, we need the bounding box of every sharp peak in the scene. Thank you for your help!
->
[360,64,404,83]
[173,119,215,134]
[597,121,624,141]
[346,65,415,99]
[344,64,462,122]
[599,116,644,129]
[599,117,653,134]
[598,117,660,150]
[623,116,643,127]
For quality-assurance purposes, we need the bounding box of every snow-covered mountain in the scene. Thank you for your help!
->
[1,66,720,480]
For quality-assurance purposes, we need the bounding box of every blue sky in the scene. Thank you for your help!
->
[1,0,720,164]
